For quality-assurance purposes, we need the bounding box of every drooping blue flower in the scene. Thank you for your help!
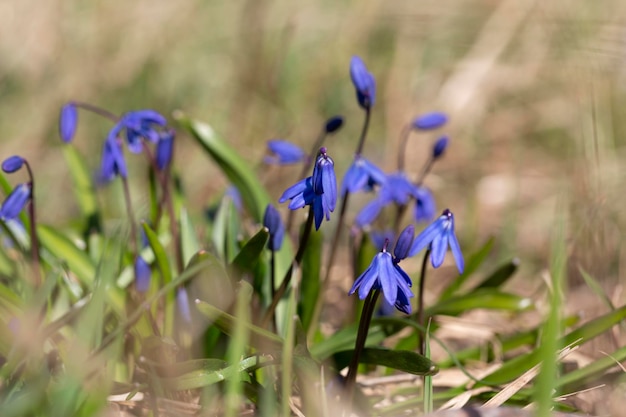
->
[341,156,387,195]
[432,135,449,158]
[412,112,448,130]
[156,129,175,170]
[108,110,167,154]
[2,156,24,173]
[0,184,31,221]
[264,140,306,165]
[263,204,285,251]
[59,102,78,143]
[134,256,151,293]
[410,209,464,274]
[100,137,128,182]
[349,227,415,314]
[325,116,344,134]
[350,56,376,109]
[279,147,337,230]
[414,186,436,223]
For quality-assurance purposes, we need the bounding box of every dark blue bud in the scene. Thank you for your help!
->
[2,156,24,173]
[393,224,415,262]
[156,130,175,170]
[325,116,344,134]
[134,256,151,293]
[433,136,449,158]
[412,112,448,130]
[59,103,78,143]
[263,204,285,251]
[0,184,31,221]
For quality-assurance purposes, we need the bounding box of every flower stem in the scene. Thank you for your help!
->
[73,101,119,122]
[261,205,314,328]
[120,177,138,256]
[355,106,371,156]
[23,160,40,287]
[417,248,431,355]
[417,156,435,186]
[346,290,380,397]
[396,123,412,171]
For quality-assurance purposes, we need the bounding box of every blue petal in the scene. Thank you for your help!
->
[2,156,24,174]
[341,162,366,195]
[409,217,444,256]
[59,103,78,143]
[378,253,398,306]
[433,136,449,158]
[430,234,446,268]
[0,184,30,221]
[394,287,412,314]
[177,286,192,323]
[266,140,306,165]
[393,224,415,261]
[279,178,310,203]
[126,129,144,154]
[313,195,324,230]
[414,187,436,223]
[134,256,151,293]
[394,264,414,289]
[357,258,380,299]
[355,199,382,227]
[349,263,374,296]
[321,161,337,212]
[412,112,448,130]
[448,230,464,274]
[264,204,285,251]
[156,130,175,170]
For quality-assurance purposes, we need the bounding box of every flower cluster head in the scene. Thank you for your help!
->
[264,140,306,165]
[279,147,337,230]
[350,56,376,109]
[410,209,464,274]
[109,110,167,154]
[341,156,386,195]
[355,172,436,227]
[349,225,415,314]
[263,204,285,251]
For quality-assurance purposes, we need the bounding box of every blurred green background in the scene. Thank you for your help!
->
[1,0,625,299]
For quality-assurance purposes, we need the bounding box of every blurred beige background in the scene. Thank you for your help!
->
[1,0,625,294]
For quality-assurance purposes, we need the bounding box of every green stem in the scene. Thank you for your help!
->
[417,248,431,355]
[23,161,41,287]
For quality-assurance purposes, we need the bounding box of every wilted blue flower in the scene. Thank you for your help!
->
[279,147,337,230]
[341,156,386,195]
[156,130,175,170]
[2,156,24,173]
[0,184,31,221]
[432,136,449,158]
[177,286,192,323]
[134,256,151,293]
[100,137,127,182]
[412,112,448,130]
[410,209,464,274]
[108,110,167,154]
[325,116,344,134]
[59,103,78,143]
[349,227,415,314]
[263,204,285,251]
[264,140,306,165]
[350,56,376,109]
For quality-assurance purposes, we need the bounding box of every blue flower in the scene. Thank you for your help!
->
[156,129,175,170]
[100,137,128,182]
[0,184,31,221]
[410,209,464,274]
[349,226,415,314]
[109,110,167,154]
[432,135,449,158]
[59,102,78,143]
[134,256,151,293]
[264,140,306,165]
[341,156,386,195]
[263,204,285,251]
[2,156,25,174]
[412,112,448,130]
[414,186,436,223]
[279,147,337,230]
[350,56,376,109]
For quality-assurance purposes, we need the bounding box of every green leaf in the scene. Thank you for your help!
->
[37,225,96,286]
[299,226,322,331]
[426,289,533,316]
[141,222,172,285]
[230,227,269,273]
[439,237,494,300]
[333,348,438,376]
[62,145,101,233]
[473,258,519,290]
[179,207,200,267]
[309,323,388,360]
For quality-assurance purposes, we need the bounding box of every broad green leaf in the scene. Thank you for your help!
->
[474,258,519,290]
[333,348,438,376]
[38,225,96,286]
[230,227,269,273]
[426,289,533,316]
[195,299,283,350]
[62,145,101,233]
[309,323,388,360]
[439,237,494,300]
[186,250,234,313]
[179,207,200,267]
